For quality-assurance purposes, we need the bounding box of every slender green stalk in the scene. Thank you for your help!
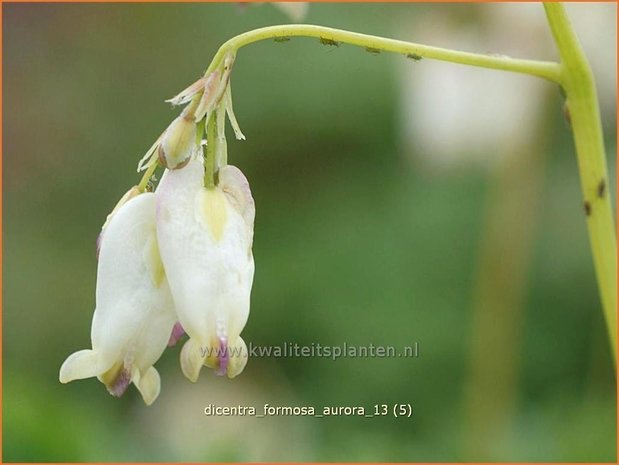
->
[138,158,158,192]
[204,113,217,188]
[544,3,616,362]
[204,24,561,83]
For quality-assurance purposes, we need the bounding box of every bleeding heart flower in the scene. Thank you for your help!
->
[155,157,255,382]
[59,192,176,405]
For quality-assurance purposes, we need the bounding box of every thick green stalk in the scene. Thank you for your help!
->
[544,3,616,361]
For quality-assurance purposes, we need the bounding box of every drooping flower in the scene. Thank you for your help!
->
[59,192,176,405]
[155,157,255,381]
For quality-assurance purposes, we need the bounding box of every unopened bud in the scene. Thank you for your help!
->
[158,115,197,169]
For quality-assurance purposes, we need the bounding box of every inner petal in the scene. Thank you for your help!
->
[216,336,229,376]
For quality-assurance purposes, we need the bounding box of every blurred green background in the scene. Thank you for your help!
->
[3,2,616,462]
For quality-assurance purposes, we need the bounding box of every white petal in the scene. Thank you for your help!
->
[59,349,111,383]
[219,165,255,233]
[132,366,161,406]
[226,336,248,379]
[180,337,206,383]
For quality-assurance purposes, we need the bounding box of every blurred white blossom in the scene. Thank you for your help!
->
[272,2,308,22]
[398,3,615,171]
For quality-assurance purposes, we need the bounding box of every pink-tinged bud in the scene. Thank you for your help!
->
[158,115,197,170]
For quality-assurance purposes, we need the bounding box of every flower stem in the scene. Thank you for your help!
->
[204,24,562,82]
[204,112,217,188]
[544,3,616,363]
[137,156,158,192]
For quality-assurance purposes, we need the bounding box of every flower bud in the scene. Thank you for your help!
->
[158,115,197,170]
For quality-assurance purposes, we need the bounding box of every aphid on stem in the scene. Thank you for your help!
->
[320,37,340,47]
[406,53,422,61]
[597,178,606,198]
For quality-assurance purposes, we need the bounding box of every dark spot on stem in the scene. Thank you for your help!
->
[320,37,339,47]
[597,178,606,198]
[365,47,381,55]
[274,36,290,43]
[406,53,423,61]
[563,101,571,126]
[584,201,592,216]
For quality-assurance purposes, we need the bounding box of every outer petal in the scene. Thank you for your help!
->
[60,193,176,405]
[219,165,255,235]
[59,349,110,383]
[156,159,254,380]
[132,366,161,406]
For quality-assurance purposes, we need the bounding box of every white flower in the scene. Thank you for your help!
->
[59,192,176,405]
[155,157,255,381]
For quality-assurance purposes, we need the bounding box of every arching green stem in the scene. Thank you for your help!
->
[204,24,561,83]
[137,158,158,193]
